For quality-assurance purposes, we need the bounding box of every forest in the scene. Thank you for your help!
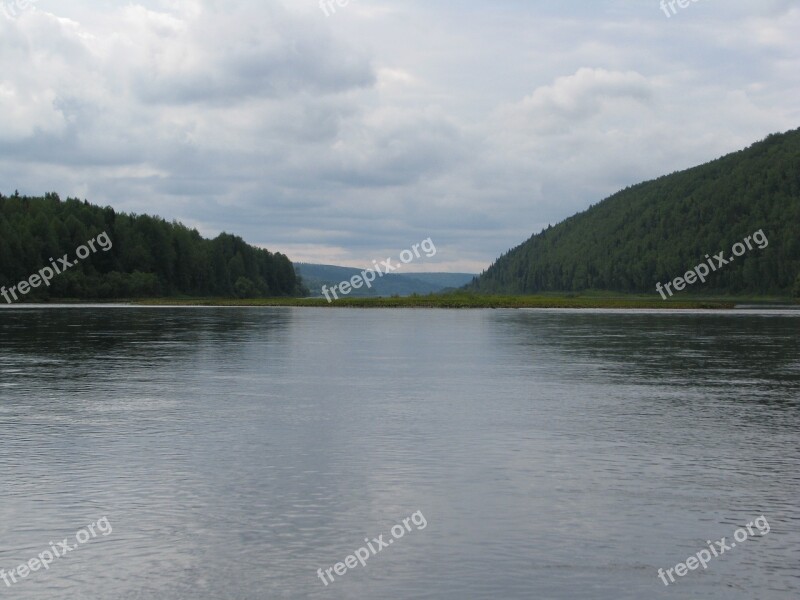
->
[0,193,305,300]
[471,128,800,298]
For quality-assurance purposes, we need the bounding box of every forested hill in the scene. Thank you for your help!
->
[470,128,800,297]
[0,194,304,299]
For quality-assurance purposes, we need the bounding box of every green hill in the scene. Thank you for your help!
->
[295,263,475,298]
[470,128,800,298]
[0,193,305,300]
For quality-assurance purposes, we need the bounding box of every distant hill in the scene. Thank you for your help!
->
[295,263,475,298]
[0,193,305,300]
[470,128,800,297]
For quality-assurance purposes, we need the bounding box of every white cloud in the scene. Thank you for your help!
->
[0,0,798,273]
[502,68,653,134]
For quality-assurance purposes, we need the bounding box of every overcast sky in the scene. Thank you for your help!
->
[1,0,797,272]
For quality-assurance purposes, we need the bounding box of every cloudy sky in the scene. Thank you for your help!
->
[1,0,798,272]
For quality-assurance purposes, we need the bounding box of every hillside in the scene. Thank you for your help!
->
[0,193,304,300]
[295,263,475,298]
[470,128,800,297]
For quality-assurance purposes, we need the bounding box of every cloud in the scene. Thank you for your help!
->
[501,68,653,134]
[113,3,375,106]
[0,0,798,273]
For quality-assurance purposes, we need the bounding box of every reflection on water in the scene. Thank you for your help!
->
[0,307,798,599]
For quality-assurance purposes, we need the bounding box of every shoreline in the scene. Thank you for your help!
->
[134,294,741,309]
[130,299,733,309]
[4,294,798,310]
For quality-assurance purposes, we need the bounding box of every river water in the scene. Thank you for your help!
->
[1,306,798,599]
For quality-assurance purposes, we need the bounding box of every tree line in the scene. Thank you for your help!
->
[0,193,306,300]
[471,128,800,298]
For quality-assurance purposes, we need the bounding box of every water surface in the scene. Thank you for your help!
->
[1,307,798,599]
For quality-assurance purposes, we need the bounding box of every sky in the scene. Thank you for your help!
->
[0,0,798,273]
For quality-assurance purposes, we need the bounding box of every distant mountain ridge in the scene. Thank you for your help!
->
[470,128,800,297]
[295,263,475,297]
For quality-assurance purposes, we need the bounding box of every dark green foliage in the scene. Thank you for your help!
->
[471,128,800,296]
[0,194,305,299]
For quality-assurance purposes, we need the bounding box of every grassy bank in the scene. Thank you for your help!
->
[131,292,739,309]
